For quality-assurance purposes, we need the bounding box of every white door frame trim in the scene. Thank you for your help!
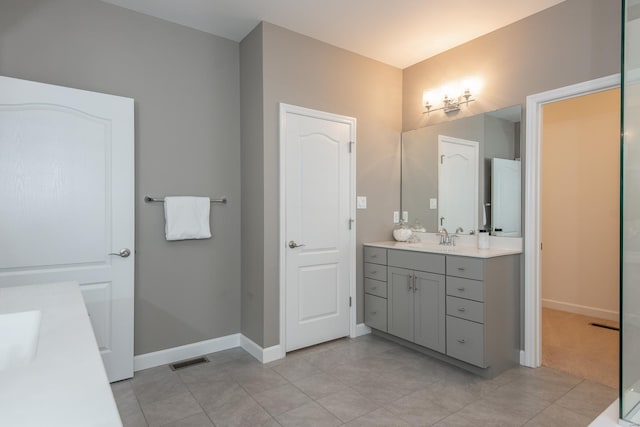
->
[522,73,620,367]
[278,103,357,359]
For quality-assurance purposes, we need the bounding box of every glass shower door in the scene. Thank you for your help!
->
[622,0,640,424]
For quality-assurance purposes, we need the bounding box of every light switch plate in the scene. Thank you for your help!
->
[430,198,437,209]
[402,211,408,222]
[356,196,367,209]
[393,211,400,223]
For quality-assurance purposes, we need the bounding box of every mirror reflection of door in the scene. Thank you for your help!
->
[438,135,479,233]
[491,158,521,236]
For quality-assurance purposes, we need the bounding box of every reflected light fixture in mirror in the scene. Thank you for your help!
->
[423,77,484,115]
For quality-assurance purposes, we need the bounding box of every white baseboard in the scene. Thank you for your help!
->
[134,333,241,372]
[542,299,619,322]
[134,333,285,372]
[239,335,284,363]
[355,323,371,337]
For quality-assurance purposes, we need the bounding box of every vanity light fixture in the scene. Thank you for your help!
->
[423,77,483,115]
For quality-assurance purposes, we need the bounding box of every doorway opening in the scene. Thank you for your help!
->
[540,88,620,388]
[523,74,620,384]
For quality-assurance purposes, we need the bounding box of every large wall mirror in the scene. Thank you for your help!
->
[401,105,522,237]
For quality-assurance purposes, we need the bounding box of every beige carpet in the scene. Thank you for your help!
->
[542,307,619,389]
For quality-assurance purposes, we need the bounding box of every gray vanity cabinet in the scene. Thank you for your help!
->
[387,251,446,353]
[364,244,520,378]
[364,247,388,332]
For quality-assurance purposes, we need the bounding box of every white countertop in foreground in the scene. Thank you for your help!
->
[0,282,122,427]
[365,240,522,258]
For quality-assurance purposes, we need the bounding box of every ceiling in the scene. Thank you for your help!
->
[100,0,565,69]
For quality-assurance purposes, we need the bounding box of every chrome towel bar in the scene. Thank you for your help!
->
[144,196,227,204]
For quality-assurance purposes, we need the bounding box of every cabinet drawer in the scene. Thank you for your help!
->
[365,294,387,331]
[364,263,387,281]
[388,249,445,274]
[364,246,387,264]
[446,296,484,323]
[446,316,486,367]
[446,256,483,280]
[364,278,387,298]
[446,276,484,302]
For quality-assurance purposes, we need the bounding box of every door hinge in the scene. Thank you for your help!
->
[540,242,543,251]
[349,296,352,307]
[348,218,355,230]
[349,141,354,153]
[440,154,445,164]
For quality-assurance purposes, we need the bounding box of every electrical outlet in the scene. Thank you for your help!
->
[402,211,409,222]
[430,198,437,209]
[393,211,400,223]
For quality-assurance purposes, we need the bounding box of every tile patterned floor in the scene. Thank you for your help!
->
[111,334,617,427]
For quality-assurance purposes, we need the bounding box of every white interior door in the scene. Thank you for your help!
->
[282,104,355,352]
[0,76,134,382]
[438,135,479,233]
[492,158,521,236]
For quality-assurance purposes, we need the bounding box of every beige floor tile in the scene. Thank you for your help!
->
[272,357,323,382]
[252,383,312,416]
[159,413,214,427]
[554,379,618,420]
[290,372,351,400]
[140,392,204,427]
[524,403,593,427]
[276,401,343,427]
[385,390,452,425]
[345,407,411,426]
[317,389,379,422]
[205,394,273,427]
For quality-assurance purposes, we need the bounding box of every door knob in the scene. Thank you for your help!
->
[288,241,306,249]
[109,248,131,258]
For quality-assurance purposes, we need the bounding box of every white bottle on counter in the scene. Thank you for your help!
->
[478,230,490,249]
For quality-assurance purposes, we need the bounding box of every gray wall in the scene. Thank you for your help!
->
[240,22,402,347]
[239,24,266,346]
[403,0,621,131]
[0,0,242,355]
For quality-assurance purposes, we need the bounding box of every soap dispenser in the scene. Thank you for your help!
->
[478,229,490,249]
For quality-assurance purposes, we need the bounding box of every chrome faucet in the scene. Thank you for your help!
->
[438,228,449,245]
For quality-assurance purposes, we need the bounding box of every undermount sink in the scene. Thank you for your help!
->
[0,310,41,371]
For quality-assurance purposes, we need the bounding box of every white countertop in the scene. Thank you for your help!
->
[365,240,522,258]
[0,282,122,427]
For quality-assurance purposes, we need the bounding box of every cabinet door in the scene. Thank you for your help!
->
[387,267,414,342]
[413,271,446,353]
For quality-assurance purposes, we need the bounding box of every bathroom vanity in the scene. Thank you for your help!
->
[0,282,122,427]
[364,241,521,378]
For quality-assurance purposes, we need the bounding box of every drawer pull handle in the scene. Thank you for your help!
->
[371,311,377,315]
[457,339,466,344]
[369,270,377,275]
[457,308,466,312]
[457,287,465,292]
[458,267,465,271]
[370,254,378,258]
[371,286,377,290]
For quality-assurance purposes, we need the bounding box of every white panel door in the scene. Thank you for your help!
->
[492,158,521,236]
[0,76,134,382]
[283,105,354,352]
[438,135,479,233]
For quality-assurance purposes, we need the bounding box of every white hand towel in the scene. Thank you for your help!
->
[164,196,212,241]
